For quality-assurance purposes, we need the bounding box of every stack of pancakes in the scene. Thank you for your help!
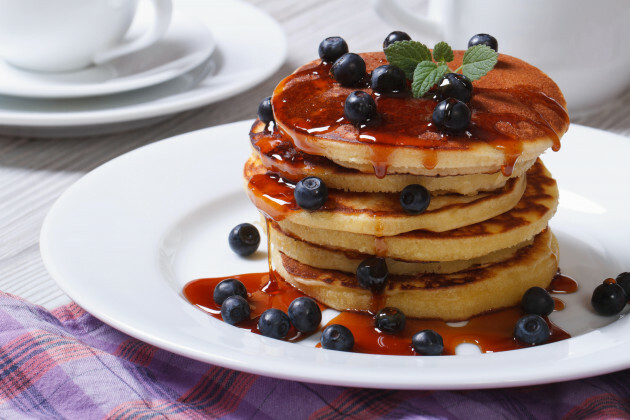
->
[245,51,569,321]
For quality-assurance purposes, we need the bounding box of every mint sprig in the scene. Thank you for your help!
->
[384,40,498,98]
[411,62,448,98]
[460,45,498,81]
[432,41,454,63]
[384,41,431,79]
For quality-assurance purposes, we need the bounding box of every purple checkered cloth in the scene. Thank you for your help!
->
[1,291,630,419]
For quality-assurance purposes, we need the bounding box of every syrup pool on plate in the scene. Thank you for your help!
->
[183,271,576,355]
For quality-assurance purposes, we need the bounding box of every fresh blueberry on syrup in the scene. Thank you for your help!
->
[591,282,627,316]
[400,184,430,214]
[432,98,471,132]
[615,272,630,299]
[288,297,322,333]
[344,91,377,124]
[435,73,473,103]
[468,33,498,52]
[258,308,291,339]
[213,278,248,306]
[412,329,444,355]
[331,53,366,86]
[521,286,555,316]
[318,36,348,62]
[221,295,251,325]
[383,30,411,48]
[257,96,274,124]
[371,64,406,94]
[228,223,260,256]
[294,176,328,210]
[375,307,406,334]
[321,324,354,351]
[356,257,388,292]
[513,314,550,345]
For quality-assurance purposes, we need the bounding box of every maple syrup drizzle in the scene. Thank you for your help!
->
[250,122,347,183]
[549,272,579,294]
[374,237,387,257]
[322,308,570,355]
[271,54,569,178]
[372,160,389,179]
[246,173,297,221]
[422,150,439,171]
[553,297,565,311]
[183,272,310,342]
[183,268,574,355]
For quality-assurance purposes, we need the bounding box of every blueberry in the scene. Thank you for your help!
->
[257,96,274,123]
[331,53,366,86]
[412,329,444,355]
[591,282,626,316]
[400,184,430,214]
[435,73,473,103]
[228,223,260,256]
[356,257,388,292]
[288,297,322,333]
[616,272,630,299]
[513,314,550,345]
[371,65,407,94]
[258,308,291,339]
[321,324,354,351]
[318,36,348,62]
[221,295,250,325]
[521,286,554,316]
[213,278,247,306]
[468,33,498,52]
[383,31,411,48]
[432,98,471,132]
[375,307,406,334]
[294,176,328,210]
[344,91,377,124]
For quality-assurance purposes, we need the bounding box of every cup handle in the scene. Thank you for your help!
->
[92,0,173,65]
[372,0,443,41]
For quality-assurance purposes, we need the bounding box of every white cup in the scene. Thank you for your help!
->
[372,0,630,116]
[0,0,172,73]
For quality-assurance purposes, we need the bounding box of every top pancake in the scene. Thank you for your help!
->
[271,51,569,176]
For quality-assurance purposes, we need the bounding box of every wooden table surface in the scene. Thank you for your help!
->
[0,0,629,310]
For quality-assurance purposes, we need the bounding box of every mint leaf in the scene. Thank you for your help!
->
[411,62,448,98]
[432,42,454,63]
[384,40,432,79]
[461,45,498,81]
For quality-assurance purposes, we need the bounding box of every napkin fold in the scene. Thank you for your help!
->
[0,291,629,419]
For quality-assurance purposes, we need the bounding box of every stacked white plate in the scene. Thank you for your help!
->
[0,0,286,136]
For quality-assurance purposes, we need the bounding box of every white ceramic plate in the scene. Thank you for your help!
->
[0,11,214,99]
[0,0,286,136]
[40,122,630,390]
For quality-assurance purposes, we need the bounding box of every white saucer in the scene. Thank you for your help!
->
[0,10,215,99]
[0,0,286,136]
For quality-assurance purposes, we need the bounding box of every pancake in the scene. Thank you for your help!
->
[245,155,527,236]
[243,41,569,325]
[271,51,569,177]
[272,228,559,321]
[250,119,536,195]
[269,220,534,275]
[275,158,557,261]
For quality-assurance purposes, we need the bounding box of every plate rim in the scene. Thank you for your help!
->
[40,121,630,390]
